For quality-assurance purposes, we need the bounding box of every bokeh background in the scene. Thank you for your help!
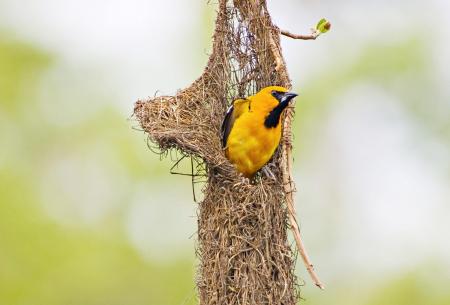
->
[1,0,449,304]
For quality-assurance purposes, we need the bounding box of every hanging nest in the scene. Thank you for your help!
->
[134,0,302,304]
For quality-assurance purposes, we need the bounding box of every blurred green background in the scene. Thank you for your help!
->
[0,1,449,304]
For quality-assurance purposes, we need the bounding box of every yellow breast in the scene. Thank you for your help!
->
[225,111,282,178]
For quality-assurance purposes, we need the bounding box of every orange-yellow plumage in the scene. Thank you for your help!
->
[221,86,297,178]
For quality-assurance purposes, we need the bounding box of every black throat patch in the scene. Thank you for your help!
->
[264,101,289,128]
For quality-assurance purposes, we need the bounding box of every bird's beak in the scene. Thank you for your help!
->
[281,92,298,104]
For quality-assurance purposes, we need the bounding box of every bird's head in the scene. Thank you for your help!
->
[252,86,298,112]
[255,86,298,128]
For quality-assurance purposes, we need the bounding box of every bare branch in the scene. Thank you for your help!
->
[280,29,320,40]
[281,107,325,290]
[270,23,325,290]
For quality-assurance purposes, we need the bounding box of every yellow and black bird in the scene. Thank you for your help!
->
[221,86,298,178]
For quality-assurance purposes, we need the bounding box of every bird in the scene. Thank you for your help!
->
[221,86,298,178]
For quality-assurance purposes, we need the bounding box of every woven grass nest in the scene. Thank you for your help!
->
[133,1,312,304]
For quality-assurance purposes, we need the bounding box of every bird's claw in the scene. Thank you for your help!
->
[262,166,277,181]
[237,173,251,184]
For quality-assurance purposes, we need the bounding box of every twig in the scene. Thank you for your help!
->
[280,29,320,40]
[286,184,325,289]
[279,19,331,41]
[281,123,325,290]
[270,24,325,290]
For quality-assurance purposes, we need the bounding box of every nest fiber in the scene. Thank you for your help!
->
[134,0,299,304]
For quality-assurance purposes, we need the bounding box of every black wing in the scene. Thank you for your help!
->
[221,104,234,148]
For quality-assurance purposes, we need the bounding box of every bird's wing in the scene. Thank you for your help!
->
[221,98,249,148]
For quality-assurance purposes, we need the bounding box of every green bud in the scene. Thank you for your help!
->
[316,18,331,34]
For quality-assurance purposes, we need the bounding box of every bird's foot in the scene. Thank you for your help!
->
[262,166,277,181]
[236,173,251,184]
[241,176,250,184]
